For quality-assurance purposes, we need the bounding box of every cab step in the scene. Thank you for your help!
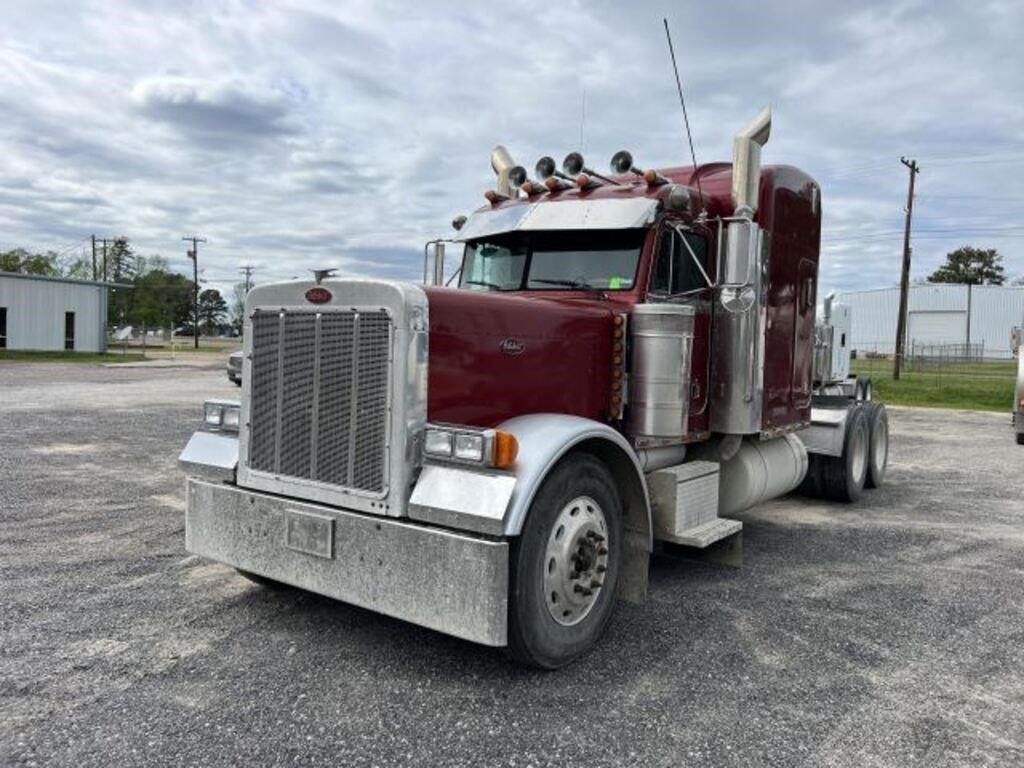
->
[658,517,742,548]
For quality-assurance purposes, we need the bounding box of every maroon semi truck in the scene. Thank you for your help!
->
[180,108,889,668]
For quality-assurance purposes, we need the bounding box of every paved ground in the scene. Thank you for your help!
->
[1,360,1023,767]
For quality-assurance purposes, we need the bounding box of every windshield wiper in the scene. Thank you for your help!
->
[531,278,594,290]
[530,278,607,297]
[462,279,510,291]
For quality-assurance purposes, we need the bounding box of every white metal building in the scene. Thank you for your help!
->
[836,283,1024,359]
[0,271,122,353]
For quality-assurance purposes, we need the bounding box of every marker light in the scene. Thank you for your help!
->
[643,169,668,186]
[492,431,518,469]
[544,177,571,191]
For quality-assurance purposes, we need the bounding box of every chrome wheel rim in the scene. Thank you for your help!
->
[543,496,608,627]
[851,422,868,482]
[872,417,888,475]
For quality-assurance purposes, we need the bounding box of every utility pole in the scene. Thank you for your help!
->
[91,235,97,281]
[98,238,112,282]
[893,157,919,380]
[239,264,255,293]
[183,236,207,350]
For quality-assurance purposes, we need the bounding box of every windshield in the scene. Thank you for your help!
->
[459,229,645,292]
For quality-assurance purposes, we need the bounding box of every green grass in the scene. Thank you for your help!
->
[0,349,145,363]
[851,358,1016,412]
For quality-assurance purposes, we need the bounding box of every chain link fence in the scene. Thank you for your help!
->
[906,341,986,373]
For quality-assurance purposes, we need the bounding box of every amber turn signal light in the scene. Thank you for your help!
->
[492,430,519,469]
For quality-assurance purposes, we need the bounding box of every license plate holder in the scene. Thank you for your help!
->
[284,509,334,559]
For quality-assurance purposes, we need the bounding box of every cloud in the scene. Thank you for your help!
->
[131,77,296,144]
[0,0,1022,300]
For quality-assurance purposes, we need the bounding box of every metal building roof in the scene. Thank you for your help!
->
[0,270,132,289]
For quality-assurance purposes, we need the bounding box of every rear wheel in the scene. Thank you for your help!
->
[507,454,622,669]
[819,405,869,502]
[797,453,822,497]
[1016,432,1024,446]
[864,403,889,488]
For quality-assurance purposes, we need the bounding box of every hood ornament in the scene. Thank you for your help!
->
[310,268,337,285]
[499,338,525,356]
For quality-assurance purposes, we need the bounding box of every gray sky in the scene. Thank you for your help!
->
[2,0,1023,298]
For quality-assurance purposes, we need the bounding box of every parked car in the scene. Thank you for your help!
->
[227,350,242,386]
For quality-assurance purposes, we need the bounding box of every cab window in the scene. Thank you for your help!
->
[651,228,708,297]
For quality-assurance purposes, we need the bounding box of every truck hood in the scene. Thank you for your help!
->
[423,287,617,427]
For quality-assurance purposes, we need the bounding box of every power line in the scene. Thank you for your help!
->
[826,225,1024,243]
[239,264,255,293]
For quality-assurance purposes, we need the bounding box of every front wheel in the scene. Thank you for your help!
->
[507,454,623,669]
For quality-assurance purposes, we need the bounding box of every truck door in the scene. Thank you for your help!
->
[648,225,712,432]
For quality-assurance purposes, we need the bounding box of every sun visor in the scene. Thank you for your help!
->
[456,198,659,241]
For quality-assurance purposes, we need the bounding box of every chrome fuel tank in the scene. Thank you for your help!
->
[625,303,695,441]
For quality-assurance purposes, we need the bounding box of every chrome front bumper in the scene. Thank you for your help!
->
[186,478,509,646]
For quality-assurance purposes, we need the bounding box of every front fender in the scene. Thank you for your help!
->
[498,414,651,548]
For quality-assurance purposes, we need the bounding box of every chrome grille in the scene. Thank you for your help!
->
[247,308,391,494]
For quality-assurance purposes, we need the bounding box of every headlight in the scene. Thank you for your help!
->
[203,399,241,433]
[454,432,484,461]
[423,425,517,469]
[424,428,453,457]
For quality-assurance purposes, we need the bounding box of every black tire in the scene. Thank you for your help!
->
[507,454,623,670]
[864,403,889,489]
[797,453,822,497]
[236,569,291,589]
[1017,431,1024,446]
[819,405,869,503]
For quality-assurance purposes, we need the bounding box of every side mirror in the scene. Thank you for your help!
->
[431,242,445,286]
[723,220,758,286]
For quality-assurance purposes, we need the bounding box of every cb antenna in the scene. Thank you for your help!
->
[663,18,705,210]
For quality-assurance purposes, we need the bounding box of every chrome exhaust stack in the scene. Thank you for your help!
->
[730,106,771,217]
[710,107,772,436]
[490,145,517,198]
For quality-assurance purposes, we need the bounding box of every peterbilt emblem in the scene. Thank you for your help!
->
[499,338,525,356]
[305,287,332,304]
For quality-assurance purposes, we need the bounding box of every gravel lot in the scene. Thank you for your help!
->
[2,361,1023,767]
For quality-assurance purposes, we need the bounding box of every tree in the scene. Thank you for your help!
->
[198,288,228,333]
[0,248,59,275]
[61,257,93,280]
[928,246,1005,285]
[106,237,136,282]
[135,254,169,276]
[127,269,193,330]
[229,282,248,335]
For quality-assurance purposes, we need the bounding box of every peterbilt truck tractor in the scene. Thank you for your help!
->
[180,108,890,668]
